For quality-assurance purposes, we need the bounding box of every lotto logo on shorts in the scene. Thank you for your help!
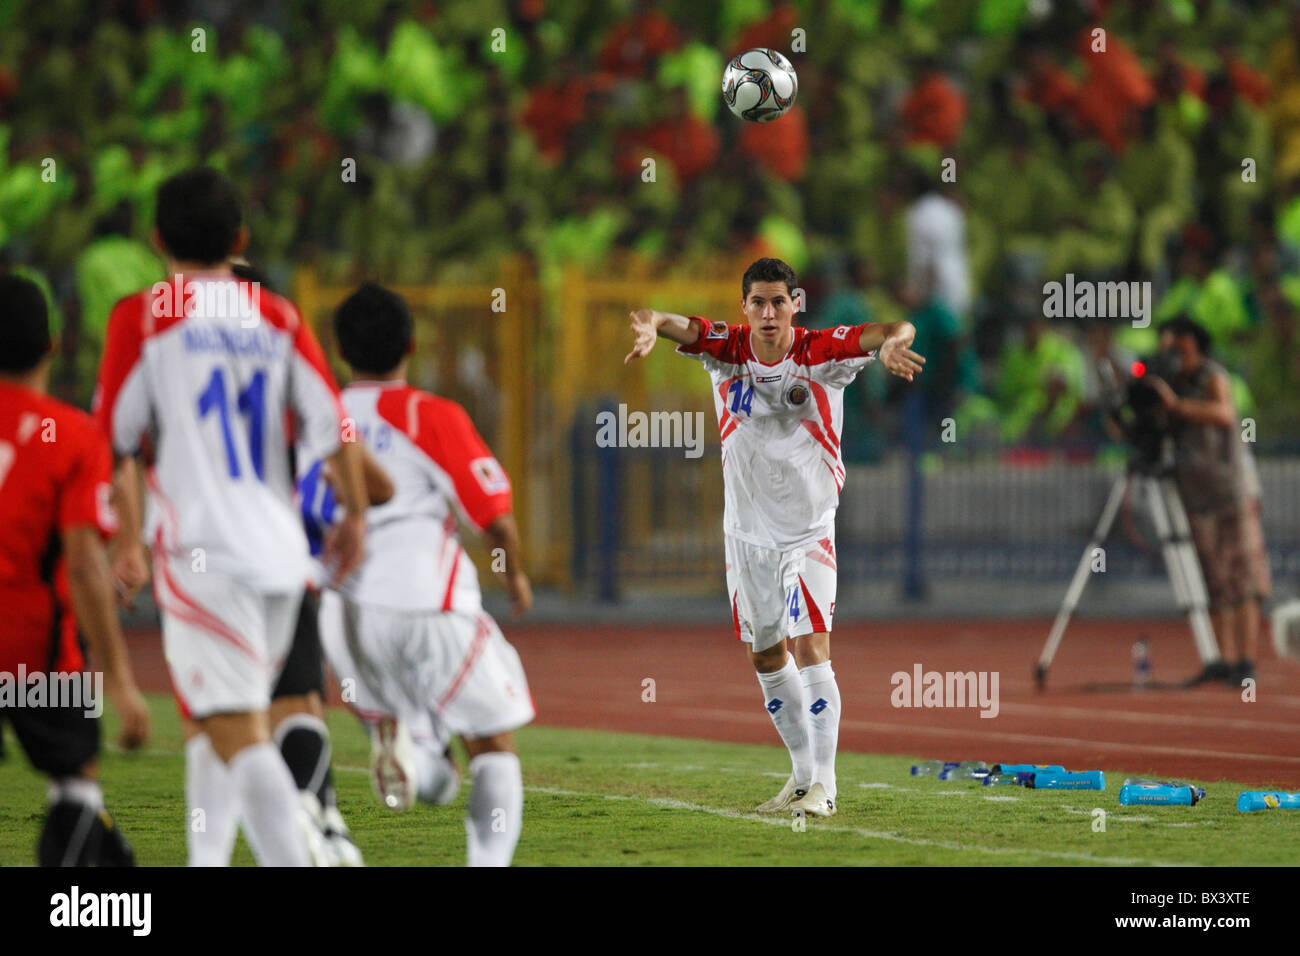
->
[766,698,784,714]
[810,697,828,715]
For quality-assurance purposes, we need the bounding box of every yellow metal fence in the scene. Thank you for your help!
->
[294,254,750,592]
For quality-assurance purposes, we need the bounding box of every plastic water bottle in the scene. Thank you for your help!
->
[1237,791,1300,811]
[1026,770,1106,790]
[1119,778,1205,806]
[990,764,1065,775]
[982,772,1034,787]
[1132,639,1151,688]
[939,761,989,781]
[911,760,961,776]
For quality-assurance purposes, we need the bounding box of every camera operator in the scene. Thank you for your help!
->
[1146,316,1271,686]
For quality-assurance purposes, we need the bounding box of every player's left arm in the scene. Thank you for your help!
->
[859,320,925,382]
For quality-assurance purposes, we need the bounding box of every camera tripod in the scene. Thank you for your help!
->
[1034,466,1222,689]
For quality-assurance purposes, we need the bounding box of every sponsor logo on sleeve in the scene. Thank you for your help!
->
[832,326,850,340]
[707,321,728,340]
[470,457,510,495]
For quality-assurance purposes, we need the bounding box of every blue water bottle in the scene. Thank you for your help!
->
[1027,770,1106,790]
[990,764,1065,775]
[1237,791,1300,811]
[1119,778,1205,805]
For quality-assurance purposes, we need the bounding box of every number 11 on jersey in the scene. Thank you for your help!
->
[197,367,267,480]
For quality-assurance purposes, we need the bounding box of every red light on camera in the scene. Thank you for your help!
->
[1131,361,1146,377]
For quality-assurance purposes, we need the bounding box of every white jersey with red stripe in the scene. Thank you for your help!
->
[335,381,512,614]
[676,318,876,551]
[94,275,345,592]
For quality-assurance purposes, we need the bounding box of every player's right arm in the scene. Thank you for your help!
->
[625,308,699,364]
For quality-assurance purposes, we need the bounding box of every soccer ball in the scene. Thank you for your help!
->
[722,48,798,123]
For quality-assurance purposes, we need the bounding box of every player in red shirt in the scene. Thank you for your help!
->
[0,273,150,865]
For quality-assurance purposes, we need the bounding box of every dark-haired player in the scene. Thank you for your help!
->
[626,257,924,817]
[317,281,534,866]
[0,273,150,865]
[96,168,369,865]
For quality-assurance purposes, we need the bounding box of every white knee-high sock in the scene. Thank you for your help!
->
[228,742,310,867]
[465,752,523,867]
[799,660,841,798]
[185,734,239,867]
[756,654,814,785]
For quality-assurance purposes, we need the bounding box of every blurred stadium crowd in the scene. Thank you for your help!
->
[3,0,1300,450]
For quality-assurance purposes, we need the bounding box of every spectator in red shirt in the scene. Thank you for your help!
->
[1072,26,1154,153]
[522,63,590,163]
[597,0,680,79]
[900,59,967,149]
[620,89,720,184]
[1219,39,1271,107]
[739,104,809,182]
[733,3,800,56]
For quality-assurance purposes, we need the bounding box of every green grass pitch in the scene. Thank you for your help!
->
[1,693,1294,866]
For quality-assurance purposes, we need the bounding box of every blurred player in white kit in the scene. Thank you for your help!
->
[318,282,534,867]
[625,258,924,818]
[96,168,369,865]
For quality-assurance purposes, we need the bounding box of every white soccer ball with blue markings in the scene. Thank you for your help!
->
[722,48,798,123]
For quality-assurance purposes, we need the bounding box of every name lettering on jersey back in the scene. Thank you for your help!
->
[152,276,262,328]
[594,404,705,459]
[182,324,287,361]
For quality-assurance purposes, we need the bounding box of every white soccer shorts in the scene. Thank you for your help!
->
[154,559,302,719]
[725,533,838,652]
[317,592,535,740]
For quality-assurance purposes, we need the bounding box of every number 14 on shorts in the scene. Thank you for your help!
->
[787,585,800,622]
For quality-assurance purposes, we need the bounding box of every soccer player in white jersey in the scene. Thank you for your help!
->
[95,169,368,865]
[625,257,924,817]
[317,282,534,867]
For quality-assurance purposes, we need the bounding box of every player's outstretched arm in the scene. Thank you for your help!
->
[625,308,699,364]
[65,524,150,750]
[860,320,925,382]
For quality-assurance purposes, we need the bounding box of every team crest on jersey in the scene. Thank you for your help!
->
[786,384,809,406]
[707,321,728,339]
[470,457,510,495]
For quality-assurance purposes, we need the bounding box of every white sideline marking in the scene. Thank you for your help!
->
[1060,807,1155,822]
[983,795,1020,802]
[526,785,1199,867]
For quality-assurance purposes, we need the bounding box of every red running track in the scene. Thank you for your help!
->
[125,617,1300,788]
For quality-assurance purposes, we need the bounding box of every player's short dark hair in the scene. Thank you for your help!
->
[742,258,798,299]
[334,282,413,375]
[155,167,243,265]
[1158,315,1212,355]
[0,274,52,373]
